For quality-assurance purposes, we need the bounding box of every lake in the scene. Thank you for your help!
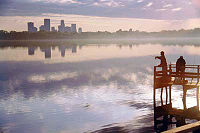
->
[1,41,200,133]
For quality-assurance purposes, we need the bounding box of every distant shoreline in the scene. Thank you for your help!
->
[1,28,200,41]
[1,37,200,47]
[1,37,200,41]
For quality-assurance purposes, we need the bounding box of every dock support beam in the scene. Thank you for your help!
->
[197,86,199,111]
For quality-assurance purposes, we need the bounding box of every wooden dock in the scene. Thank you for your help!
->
[154,64,200,132]
[163,121,200,133]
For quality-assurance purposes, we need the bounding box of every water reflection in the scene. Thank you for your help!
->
[28,47,36,55]
[27,45,78,59]
[2,43,200,62]
[1,42,200,133]
[58,45,66,57]
[40,47,51,58]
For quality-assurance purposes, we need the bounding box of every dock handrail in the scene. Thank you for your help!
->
[154,64,200,81]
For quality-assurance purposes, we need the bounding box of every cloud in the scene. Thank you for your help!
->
[172,8,182,11]
[32,0,84,4]
[146,2,153,7]
[91,0,124,7]
[137,0,143,3]
[163,4,172,8]
[0,0,199,20]
[2,13,200,32]
[156,9,167,12]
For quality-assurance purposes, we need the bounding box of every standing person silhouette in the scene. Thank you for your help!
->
[155,51,167,77]
[155,51,168,105]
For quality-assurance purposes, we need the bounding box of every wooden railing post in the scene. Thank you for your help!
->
[169,64,172,77]
[169,64,172,105]
[198,65,199,83]
[197,66,199,111]
[154,66,156,108]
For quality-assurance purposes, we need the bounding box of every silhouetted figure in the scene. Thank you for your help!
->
[155,51,168,106]
[176,56,186,81]
[155,51,167,76]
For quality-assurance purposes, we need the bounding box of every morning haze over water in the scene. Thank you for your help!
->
[0,40,199,133]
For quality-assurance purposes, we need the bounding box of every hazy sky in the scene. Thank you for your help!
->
[1,0,200,32]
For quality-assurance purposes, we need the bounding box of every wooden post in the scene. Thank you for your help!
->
[197,66,199,111]
[197,86,199,111]
[198,65,199,83]
[169,64,172,105]
[166,86,168,105]
[183,86,187,110]
[169,85,172,105]
[169,64,172,79]
[161,87,163,106]
[154,66,157,130]
[154,66,156,108]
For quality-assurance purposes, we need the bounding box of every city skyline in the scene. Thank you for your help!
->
[1,0,200,32]
[28,18,81,33]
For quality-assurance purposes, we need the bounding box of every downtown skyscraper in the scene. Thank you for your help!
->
[44,19,50,32]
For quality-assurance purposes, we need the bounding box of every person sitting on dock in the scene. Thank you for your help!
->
[155,51,167,77]
[176,56,186,83]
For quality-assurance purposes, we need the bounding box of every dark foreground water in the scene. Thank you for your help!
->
[0,42,200,133]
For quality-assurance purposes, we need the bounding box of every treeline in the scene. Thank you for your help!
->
[1,28,200,40]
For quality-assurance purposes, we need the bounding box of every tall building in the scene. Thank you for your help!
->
[58,20,66,32]
[65,26,71,32]
[58,25,64,32]
[51,27,56,32]
[27,22,37,32]
[44,19,50,32]
[78,27,82,33]
[61,20,65,27]
[39,25,45,31]
[71,24,77,33]
[28,22,33,32]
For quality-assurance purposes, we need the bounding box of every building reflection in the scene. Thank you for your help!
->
[27,44,78,59]
[58,44,77,57]
[58,45,67,57]
[72,45,77,53]
[40,47,51,59]
[52,46,56,50]
[28,47,37,55]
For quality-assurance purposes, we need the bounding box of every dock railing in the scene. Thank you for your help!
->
[154,64,200,85]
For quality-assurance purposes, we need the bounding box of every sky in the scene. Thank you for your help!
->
[1,0,200,32]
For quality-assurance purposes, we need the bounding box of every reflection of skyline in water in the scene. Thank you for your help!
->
[3,44,200,62]
[1,43,200,133]
[28,45,78,59]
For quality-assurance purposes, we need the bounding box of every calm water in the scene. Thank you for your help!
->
[1,42,200,133]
